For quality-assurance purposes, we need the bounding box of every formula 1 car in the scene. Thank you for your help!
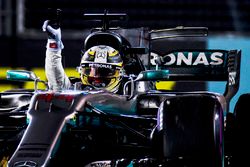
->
[0,11,242,167]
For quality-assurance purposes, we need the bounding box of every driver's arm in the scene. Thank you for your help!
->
[42,20,71,91]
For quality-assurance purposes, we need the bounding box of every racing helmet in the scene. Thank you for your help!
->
[80,45,124,93]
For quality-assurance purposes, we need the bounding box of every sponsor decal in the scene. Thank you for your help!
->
[13,160,37,167]
[96,51,106,58]
[89,63,112,69]
[151,52,224,66]
[94,50,108,63]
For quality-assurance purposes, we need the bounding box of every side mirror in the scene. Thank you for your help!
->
[134,70,169,81]
[6,70,48,91]
[124,70,169,99]
[6,70,38,81]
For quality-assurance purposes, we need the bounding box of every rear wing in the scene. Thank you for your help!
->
[150,49,241,112]
[149,26,208,40]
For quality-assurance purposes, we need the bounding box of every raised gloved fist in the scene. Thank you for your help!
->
[42,20,64,51]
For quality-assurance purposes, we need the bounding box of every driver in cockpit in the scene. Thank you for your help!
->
[42,20,125,93]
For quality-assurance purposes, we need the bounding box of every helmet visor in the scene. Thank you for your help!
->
[81,63,122,88]
[87,76,113,88]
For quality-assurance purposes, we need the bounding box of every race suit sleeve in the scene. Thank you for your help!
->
[45,49,71,91]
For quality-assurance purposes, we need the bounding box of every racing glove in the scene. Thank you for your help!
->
[42,20,64,52]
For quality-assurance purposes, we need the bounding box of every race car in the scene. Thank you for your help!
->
[0,11,242,167]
